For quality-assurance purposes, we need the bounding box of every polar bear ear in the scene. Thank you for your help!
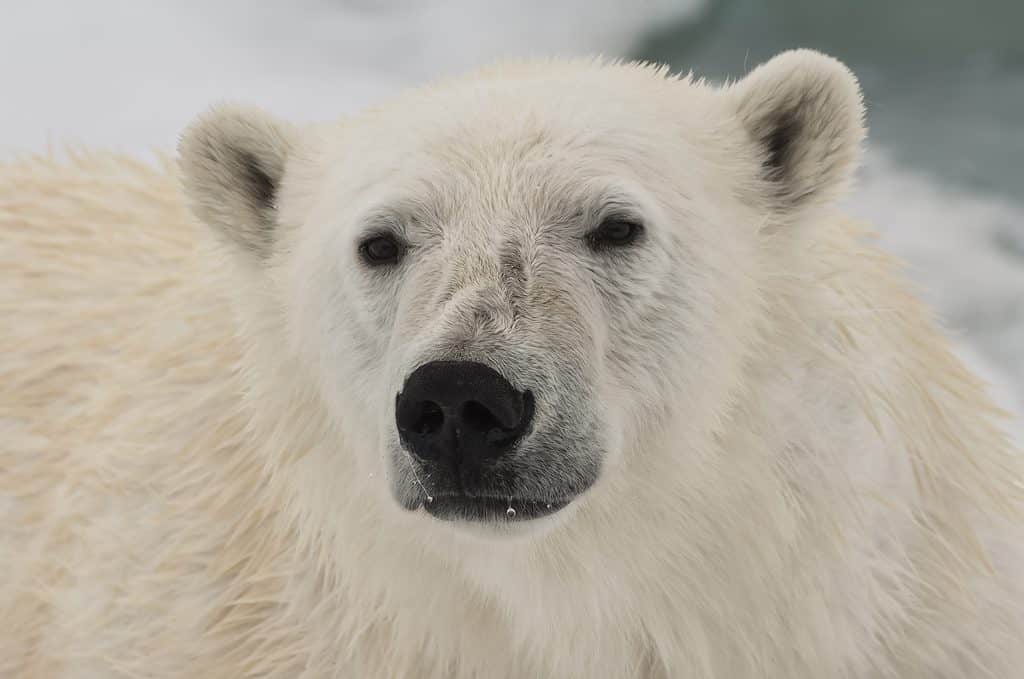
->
[728,49,865,213]
[178,105,296,257]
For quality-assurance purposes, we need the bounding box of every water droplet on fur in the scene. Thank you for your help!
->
[546,503,552,509]
[506,507,516,518]
[410,468,433,505]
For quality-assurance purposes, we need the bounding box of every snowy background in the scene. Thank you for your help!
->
[2,0,1021,438]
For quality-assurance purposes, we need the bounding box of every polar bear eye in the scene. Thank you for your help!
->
[586,218,644,251]
[358,233,404,266]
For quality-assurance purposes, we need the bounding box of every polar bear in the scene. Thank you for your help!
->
[2,49,1022,678]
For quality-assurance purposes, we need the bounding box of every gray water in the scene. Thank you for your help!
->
[639,0,1024,200]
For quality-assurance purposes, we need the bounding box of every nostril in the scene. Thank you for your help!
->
[412,401,445,435]
[464,390,535,447]
[462,400,503,434]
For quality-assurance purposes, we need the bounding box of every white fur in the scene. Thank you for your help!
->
[2,51,1022,678]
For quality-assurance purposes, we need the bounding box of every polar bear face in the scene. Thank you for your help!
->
[180,51,863,536]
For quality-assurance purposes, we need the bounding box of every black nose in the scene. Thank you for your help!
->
[396,360,534,470]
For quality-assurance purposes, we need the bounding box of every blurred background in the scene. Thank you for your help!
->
[2,0,1021,434]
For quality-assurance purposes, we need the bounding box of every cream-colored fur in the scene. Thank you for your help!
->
[2,51,1023,678]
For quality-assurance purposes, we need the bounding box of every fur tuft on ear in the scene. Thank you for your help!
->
[178,105,295,256]
[730,49,865,212]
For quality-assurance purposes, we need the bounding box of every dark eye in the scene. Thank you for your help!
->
[359,233,403,266]
[586,218,644,250]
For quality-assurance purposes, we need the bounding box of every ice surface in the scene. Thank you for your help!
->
[0,0,703,154]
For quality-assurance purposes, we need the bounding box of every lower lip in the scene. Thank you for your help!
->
[422,496,570,522]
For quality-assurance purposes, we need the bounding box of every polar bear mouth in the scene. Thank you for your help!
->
[422,495,570,522]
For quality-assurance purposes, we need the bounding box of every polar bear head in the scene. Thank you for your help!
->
[179,50,863,538]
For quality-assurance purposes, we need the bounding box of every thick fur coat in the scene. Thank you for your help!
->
[2,51,1023,678]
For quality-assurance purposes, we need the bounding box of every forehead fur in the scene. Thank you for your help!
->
[295,59,730,232]
[331,61,717,164]
[364,57,713,131]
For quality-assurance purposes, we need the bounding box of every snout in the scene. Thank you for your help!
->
[395,360,571,522]
[392,359,601,524]
[396,360,535,471]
